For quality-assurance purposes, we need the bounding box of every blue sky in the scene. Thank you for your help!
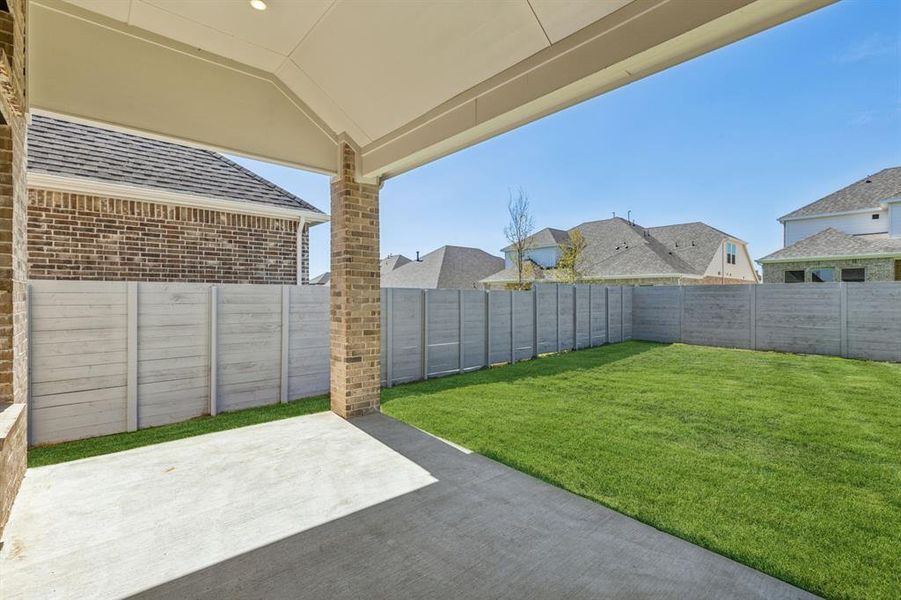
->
[233,0,901,279]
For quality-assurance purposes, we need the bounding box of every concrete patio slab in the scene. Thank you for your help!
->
[1,412,818,600]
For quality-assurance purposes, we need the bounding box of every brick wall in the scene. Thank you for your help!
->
[761,258,898,283]
[28,189,308,284]
[0,0,26,537]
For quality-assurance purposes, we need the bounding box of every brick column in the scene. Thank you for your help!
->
[0,0,27,536]
[329,142,380,417]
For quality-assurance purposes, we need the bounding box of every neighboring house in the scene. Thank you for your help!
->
[312,254,410,285]
[759,167,901,283]
[27,115,328,284]
[381,246,504,289]
[482,217,756,288]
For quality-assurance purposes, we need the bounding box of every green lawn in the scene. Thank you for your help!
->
[382,341,901,600]
[28,395,329,467]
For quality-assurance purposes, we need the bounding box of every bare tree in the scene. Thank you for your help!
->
[556,229,587,284]
[503,188,535,289]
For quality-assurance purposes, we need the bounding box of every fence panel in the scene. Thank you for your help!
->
[573,285,590,349]
[29,281,128,445]
[556,285,575,351]
[682,285,752,349]
[846,283,901,362]
[461,290,488,371]
[622,286,633,340]
[217,285,283,411]
[137,283,210,428]
[488,290,512,364]
[513,290,535,361]
[535,284,558,354]
[289,285,330,398]
[388,288,424,385]
[607,286,623,343]
[588,284,608,346]
[755,284,841,356]
[632,286,679,342]
[426,289,461,377]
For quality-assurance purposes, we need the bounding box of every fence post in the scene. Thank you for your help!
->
[587,285,593,347]
[749,285,757,350]
[280,286,290,403]
[126,282,138,432]
[532,285,538,358]
[209,286,218,416]
[422,289,429,380]
[458,289,464,374]
[386,288,394,387]
[556,284,561,353]
[572,285,577,350]
[509,290,515,364]
[605,286,610,345]
[620,286,624,343]
[26,283,32,446]
[840,282,848,358]
[485,290,490,367]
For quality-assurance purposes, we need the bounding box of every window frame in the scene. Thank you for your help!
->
[784,270,805,283]
[840,268,865,283]
[810,268,835,283]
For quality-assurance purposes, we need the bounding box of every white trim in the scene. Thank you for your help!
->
[27,171,330,224]
[758,252,901,264]
[880,196,901,207]
[778,207,884,223]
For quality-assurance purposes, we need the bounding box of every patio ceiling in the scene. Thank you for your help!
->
[29,0,833,179]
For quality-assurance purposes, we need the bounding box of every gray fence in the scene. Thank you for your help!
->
[632,282,901,361]
[27,280,899,445]
[28,281,330,445]
[380,284,633,386]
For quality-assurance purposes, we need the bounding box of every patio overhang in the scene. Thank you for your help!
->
[29,0,834,180]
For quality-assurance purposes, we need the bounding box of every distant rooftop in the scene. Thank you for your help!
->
[779,167,901,221]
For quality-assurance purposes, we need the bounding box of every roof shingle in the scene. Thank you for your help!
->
[28,114,324,214]
[779,167,901,220]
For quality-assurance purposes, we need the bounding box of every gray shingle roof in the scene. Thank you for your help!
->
[779,167,901,220]
[380,254,411,276]
[309,272,331,285]
[759,228,901,262]
[483,217,739,283]
[382,246,504,289]
[501,227,569,252]
[28,114,324,214]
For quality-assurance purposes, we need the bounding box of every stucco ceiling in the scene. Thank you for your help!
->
[29,0,834,178]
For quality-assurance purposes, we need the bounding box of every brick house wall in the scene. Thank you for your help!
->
[761,257,898,283]
[28,189,310,284]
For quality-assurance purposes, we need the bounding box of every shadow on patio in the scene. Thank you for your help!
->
[129,412,814,600]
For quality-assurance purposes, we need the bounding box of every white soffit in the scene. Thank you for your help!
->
[34,0,834,178]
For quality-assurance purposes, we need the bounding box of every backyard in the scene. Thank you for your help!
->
[26,341,900,599]
[383,342,900,600]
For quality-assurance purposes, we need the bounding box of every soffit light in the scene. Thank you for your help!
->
[250,0,267,10]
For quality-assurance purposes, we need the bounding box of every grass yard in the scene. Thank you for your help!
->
[28,395,330,467]
[382,341,901,600]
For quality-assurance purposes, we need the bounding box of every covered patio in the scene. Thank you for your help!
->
[0,0,835,591]
[2,411,816,599]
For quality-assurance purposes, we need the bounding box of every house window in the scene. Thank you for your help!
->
[726,242,737,265]
[784,270,805,283]
[841,268,865,282]
[810,268,834,283]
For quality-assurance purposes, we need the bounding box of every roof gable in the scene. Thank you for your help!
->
[28,115,324,214]
[779,167,901,220]
[382,246,503,289]
[759,228,901,262]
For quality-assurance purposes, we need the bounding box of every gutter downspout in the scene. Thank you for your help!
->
[296,217,306,285]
